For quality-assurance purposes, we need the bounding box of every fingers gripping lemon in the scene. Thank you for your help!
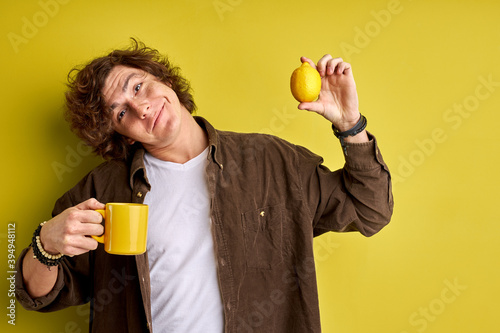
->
[290,62,322,103]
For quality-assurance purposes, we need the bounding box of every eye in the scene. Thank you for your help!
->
[118,109,126,121]
[134,83,142,94]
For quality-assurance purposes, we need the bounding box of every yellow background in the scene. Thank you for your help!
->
[1,0,499,332]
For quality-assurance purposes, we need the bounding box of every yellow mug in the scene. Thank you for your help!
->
[91,203,148,255]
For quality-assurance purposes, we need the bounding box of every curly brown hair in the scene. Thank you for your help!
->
[64,38,196,160]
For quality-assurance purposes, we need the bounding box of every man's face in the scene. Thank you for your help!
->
[102,65,185,151]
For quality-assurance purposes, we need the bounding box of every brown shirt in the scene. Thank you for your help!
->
[16,117,394,332]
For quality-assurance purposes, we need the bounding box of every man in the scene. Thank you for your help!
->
[16,39,393,332]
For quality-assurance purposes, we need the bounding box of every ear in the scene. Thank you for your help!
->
[126,137,136,145]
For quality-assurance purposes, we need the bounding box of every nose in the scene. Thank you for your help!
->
[130,98,150,119]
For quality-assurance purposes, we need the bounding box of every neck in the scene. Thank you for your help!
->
[146,112,208,163]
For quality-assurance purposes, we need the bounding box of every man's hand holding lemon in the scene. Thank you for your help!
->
[291,54,368,144]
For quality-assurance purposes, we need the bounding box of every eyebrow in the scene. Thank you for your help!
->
[109,72,140,112]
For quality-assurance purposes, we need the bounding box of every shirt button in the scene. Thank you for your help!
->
[227,302,232,311]
[219,258,226,266]
[137,192,143,198]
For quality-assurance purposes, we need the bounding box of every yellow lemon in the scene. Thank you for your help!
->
[290,62,322,102]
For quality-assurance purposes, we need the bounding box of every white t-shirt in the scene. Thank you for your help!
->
[143,148,223,332]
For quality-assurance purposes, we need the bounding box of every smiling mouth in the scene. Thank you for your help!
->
[151,104,164,132]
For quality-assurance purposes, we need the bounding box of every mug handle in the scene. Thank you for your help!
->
[91,209,105,244]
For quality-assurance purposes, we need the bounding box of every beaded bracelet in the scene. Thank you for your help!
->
[31,222,64,267]
[332,114,367,156]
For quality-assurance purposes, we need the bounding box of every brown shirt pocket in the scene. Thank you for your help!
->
[241,204,284,269]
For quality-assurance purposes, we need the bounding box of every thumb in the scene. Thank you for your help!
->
[76,198,105,211]
[298,101,324,113]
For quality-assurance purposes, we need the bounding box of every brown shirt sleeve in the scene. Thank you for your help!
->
[15,248,67,311]
[15,176,95,312]
[297,132,394,237]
